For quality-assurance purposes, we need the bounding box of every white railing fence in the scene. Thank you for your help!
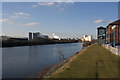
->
[102,44,119,56]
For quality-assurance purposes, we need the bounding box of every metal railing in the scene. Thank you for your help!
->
[102,44,119,56]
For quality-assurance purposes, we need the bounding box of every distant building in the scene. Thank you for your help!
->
[88,36,92,41]
[41,35,49,39]
[28,32,49,41]
[97,26,106,44]
[83,35,87,39]
[82,35,92,42]
[52,33,60,40]
[28,32,40,41]
[28,32,32,41]
[32,32,41,40]
[32,33,36,40]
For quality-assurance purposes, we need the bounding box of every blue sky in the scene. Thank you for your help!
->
[1,2,118,39]
[1,0,120,2]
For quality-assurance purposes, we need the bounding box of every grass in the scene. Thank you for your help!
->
[47,44,119,78]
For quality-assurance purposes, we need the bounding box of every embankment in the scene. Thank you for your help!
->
[2,39,79,48]
[46,44,119,79]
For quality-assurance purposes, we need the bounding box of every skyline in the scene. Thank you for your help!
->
[1,2,118,39]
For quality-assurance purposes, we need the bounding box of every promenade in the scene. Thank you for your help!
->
[48,44,119,79]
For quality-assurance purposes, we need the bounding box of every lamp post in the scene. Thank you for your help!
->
[100,36,102,44]
[103,34,106,45]
[112,25,116,47]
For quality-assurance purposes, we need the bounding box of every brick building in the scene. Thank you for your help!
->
[106,19,120,45]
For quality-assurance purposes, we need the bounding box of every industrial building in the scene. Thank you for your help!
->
[32,32,41,40]
[28,32,32,41]
[28,32,49,41]
[41,35,49,39]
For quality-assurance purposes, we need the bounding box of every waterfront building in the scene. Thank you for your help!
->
[28,32,49,41]
[82,35,92,42]
[41,35,49,39]
[83,35,87,39]
[97,26,106,44]
[106,26,109,44]
[88,35,92,41]
[32,33,36,40]
[36,32,41,38]
[106,19,120,46]
[32,32,41,40]
[52,33,60,40]
[28,32,32,41]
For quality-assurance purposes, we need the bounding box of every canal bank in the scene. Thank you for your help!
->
[46,44,119,79]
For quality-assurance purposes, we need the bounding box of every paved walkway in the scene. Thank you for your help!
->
[48,44,119,78]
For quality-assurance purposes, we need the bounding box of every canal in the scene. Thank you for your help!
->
[2,42,82,78]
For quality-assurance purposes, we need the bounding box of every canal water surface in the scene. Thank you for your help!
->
[2,42,82,78]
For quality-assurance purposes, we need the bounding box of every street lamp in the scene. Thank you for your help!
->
[103,34,106,45]
[112,25,116,47]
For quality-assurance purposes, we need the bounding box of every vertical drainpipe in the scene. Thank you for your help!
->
[97,29,99,44]
[104,29,106,45]
[104,32,105,45]
[113,28,116,47]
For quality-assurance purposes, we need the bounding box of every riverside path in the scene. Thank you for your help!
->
[47,44,119,79]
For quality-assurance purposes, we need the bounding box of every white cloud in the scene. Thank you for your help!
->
[32,2,74,13]
[94,19,113,24]
[15,12,29,16]
[32,2,54,7]
[0,19,14,24]
[24,22,39,26]
[65,0,74,4]
[38,2,54,6]
[32,1,74,8]
[56,0,74,4]
[56,0,62,2]
[9,12,30,19]
[94,19,104,24]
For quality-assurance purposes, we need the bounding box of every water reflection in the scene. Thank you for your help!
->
[2,42,82,78]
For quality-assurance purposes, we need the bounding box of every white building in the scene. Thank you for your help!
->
[82,35,92,41]
[88,36,92,41]
[52,33,60,40]
[83,35,87,39]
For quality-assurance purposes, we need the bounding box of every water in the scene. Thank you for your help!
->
[2,42,82,78]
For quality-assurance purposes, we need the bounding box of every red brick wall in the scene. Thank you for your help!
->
[108,25,119,44]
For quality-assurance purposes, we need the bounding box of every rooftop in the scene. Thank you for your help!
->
[97,26,106,29]
[109,19,120,25]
